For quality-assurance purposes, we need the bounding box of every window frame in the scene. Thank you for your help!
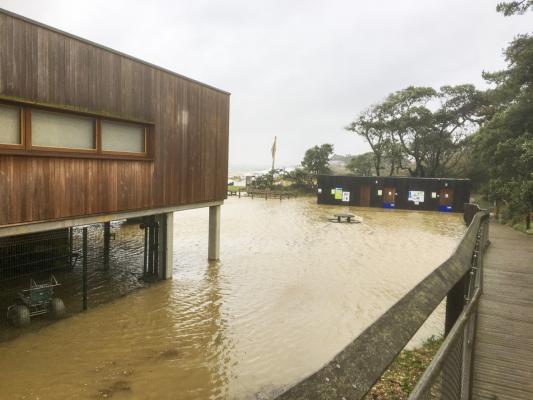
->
[28,108,99,154]
[100,119,148,157]
[0,100,153,161]
[0,104,25,150]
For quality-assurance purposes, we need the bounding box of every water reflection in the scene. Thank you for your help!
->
[0,197,464,399]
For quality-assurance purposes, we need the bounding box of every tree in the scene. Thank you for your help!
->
[346,152,375,176]
[474,32,533,228]
[283,168,312,189]
[249,169,281,190]
[301,144,334,177]
[378,86,436,177]
[497,0,533,15]
[345,105,388,176]
[382,137,407,176]
[348,85,483,178]
[385,85,483,177]
[426,84,485,176]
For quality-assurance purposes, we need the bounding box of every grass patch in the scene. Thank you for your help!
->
[511,221,533,235]
[227,186,245,193]
[365,335,443,399]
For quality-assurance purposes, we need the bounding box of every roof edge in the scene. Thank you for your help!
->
[0,7,231,96]
[318,174,471,181]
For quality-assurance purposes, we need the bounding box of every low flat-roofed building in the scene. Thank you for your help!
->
[317,175,470,213]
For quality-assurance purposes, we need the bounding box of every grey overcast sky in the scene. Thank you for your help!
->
[0,1,531,168]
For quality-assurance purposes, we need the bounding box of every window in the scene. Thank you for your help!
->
[0,104,21,145]
[31,110,96,150]
[101,120,145,154]
[0,101,152,159]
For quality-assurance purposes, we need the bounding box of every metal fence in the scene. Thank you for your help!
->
[0,217,160,327]
[275,208,490,400]
[0,228,72,283]
[408,213,489,400]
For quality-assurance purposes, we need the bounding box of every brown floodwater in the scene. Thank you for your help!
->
[0,197,465,400]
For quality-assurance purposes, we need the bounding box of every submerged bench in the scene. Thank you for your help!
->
[333,213,355,223]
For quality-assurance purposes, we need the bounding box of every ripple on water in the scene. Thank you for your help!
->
[0,197,465,399]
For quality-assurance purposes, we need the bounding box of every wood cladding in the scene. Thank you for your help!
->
[0,11,230,226]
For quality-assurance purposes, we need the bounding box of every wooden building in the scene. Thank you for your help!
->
[317,175,470,213]
[0,9,230,278]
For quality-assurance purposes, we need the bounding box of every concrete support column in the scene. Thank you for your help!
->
[103,221,111,270]
[155,212,174,280]
[163,212,174,279]
[208,205,221,261]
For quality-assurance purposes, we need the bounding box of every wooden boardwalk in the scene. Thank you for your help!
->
[472,222,533,400]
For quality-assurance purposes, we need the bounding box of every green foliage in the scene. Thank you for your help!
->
[301,143,334,176]
[346,152,375,176]
[382,138,407,176]
[497,0,533,15]
[227,185,244,193]
[247,168,314,192]
[347,85,483,177]
[474,32,533,227]
[344,3,533,227]
[345,105,390,175]
[252,169,284,190]
[282,168,312,190]
[246,143,334,192]
[365,336,444,399]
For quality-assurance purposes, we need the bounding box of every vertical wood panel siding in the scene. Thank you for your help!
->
[0,12,230,226]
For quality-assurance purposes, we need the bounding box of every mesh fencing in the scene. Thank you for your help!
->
[415,332,465,400]
[0,229,71,282]
[408,216,489,400]
[0,218,157,337]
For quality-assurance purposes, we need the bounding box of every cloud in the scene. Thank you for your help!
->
[1,0,531,167]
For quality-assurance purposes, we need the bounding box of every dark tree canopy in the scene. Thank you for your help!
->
[345,105,389,176]
[346,85,483,178]
[346,152,375,176]
[343,1,532,228]
[496,0,533,15]
[301,143,334,177]
[474,32,533,227]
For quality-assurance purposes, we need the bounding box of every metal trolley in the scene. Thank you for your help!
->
[7,275,66,327]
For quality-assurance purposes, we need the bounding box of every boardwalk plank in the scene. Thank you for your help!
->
[472,223,533,400]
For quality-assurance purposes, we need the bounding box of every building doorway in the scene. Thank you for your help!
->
[439,188,454,212]
[359,185,371,207]
[383,187,396,208]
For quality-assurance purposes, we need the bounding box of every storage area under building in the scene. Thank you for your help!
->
[0,214,171,339]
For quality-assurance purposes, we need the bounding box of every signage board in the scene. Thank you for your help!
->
[342,192,350,202]
[408,190,425,203]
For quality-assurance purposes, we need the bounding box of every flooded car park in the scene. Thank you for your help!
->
[0,197,465,399]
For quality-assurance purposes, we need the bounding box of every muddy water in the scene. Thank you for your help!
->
[0,197,465,400]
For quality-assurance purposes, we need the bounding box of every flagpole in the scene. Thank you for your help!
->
[271,136,277,172]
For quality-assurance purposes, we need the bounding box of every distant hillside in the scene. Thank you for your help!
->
[329,154,352,175]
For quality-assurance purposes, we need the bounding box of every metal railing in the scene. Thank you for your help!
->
[275,208,489,400]
[409,211,489,400]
